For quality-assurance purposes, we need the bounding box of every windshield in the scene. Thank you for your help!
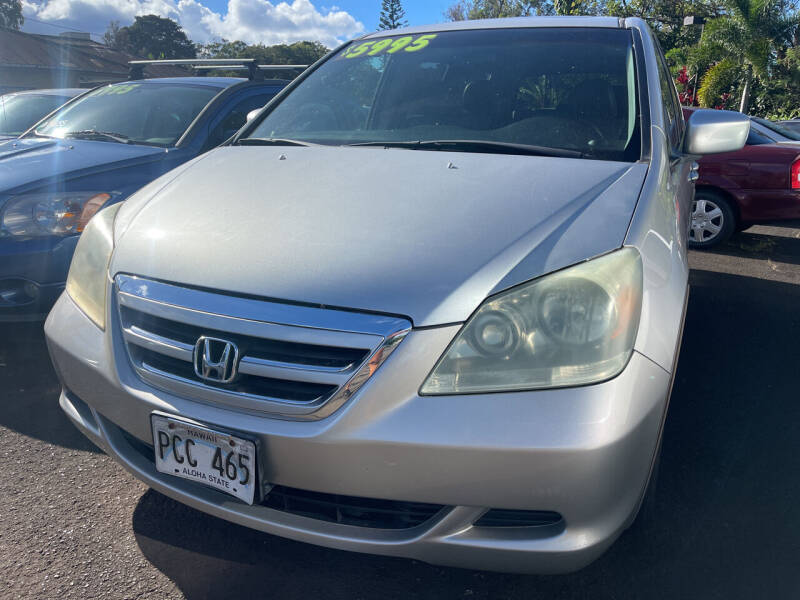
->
[247,28,641,161]
[35,82,220,146]
[752,117,800,141]
[0,94,75,136]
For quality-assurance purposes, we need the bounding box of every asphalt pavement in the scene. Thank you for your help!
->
[1,223,799,600]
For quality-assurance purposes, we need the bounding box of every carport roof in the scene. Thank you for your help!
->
[0,28,188,83]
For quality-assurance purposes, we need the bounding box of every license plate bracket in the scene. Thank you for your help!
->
[150,414,257,505]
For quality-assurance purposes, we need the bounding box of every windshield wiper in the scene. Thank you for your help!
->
[64,130,132,144]
[236,138,314,147]
[346,139,584,158]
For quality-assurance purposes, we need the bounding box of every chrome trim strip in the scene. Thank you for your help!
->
[119,291,382,351]
[138,362,329,415]
[117,274,411,337]
[123,325,194,362]
[238,356,354,386]
[311,328,411,420]
[239,355,353,374]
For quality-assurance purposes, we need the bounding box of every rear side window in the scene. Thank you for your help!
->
[654,39,683,150]
[746,129,773,145]
[208,92,278,148]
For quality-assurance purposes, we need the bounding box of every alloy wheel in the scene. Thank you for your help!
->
[690,198,724,244]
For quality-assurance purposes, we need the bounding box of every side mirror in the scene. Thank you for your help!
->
[684,109,750,155]
[246,109,261,123]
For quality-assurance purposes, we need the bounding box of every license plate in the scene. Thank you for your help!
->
[151,414,257,505]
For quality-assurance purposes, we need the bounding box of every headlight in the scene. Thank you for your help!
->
[421,248,643,394]
[1,191,112,237]
[65,203,121,329]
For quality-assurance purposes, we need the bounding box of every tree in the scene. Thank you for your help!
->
[554,0,599,14]
[103,20,124,49]
[445,0,554,20]
[444,0,603,20]
[379,0,408,30]
[750,46,800,117]
[605,0,727,54]
[108,15,196,59]
[680,0,800,111]
[198,40,329,65]
[0,0,23,29]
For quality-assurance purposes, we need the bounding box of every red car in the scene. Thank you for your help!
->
[683,107,800,247]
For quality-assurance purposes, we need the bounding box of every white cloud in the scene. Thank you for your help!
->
[21,0,364,48]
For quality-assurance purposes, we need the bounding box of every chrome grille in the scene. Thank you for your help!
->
[115,275,411,419]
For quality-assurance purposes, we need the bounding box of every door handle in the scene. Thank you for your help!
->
[688,161,700,183]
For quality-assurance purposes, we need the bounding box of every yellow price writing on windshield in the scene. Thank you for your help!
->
[342,34,438,59]
[93,84,139,97]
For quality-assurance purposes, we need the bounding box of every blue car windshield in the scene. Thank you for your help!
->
[0,94,74,136]
[35,82,220,147]
[246,28,641,161]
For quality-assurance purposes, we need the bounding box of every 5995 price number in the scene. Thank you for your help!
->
[341,34,438,59]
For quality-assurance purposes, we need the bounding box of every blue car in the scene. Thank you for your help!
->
[0,88,86,143]
[0,72,287,320]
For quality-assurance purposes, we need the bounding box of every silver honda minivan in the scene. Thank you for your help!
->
[45,17,749,573]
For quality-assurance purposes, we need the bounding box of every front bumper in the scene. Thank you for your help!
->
[45,291,671,574]
[0,234,78,320]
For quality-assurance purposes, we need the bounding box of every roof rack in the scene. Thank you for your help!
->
[128,59,308,81]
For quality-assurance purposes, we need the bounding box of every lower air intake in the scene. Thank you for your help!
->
[473,509,564,528]
[262,486,446,530]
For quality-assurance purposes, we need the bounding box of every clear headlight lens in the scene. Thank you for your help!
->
[421,248,643,394]
[1,191,112,237]
[65,203,121,329]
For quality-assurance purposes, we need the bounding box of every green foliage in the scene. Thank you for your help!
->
[750,46,800,115]
[762,106,800,120]
[444,0,555,20]
[105,15,195,59]
[679,0,800,111]
[0,0,23,29]
[605,0,726,52]
[444,0,603,18]
[198,40,329,65]
[697,57,742,107]
[379,0,408,30]
[103,21,121,48]
[665,47,690,74]
[553,0,598,14]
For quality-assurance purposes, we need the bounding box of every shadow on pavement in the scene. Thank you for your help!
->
[0,322,99,452]
[745,219,800,231]
[131,268,800,600]
[707,231,800,265]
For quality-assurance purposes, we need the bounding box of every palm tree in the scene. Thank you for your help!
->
[696,0,799,112]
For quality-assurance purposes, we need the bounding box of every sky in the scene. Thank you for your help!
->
[20,0,454,48]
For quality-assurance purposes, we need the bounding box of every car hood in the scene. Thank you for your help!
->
[0,137,167,193]
[113,146,647,326]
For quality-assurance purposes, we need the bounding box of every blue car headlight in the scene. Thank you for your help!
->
[1,191,112,237]
[421,248,643,394]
